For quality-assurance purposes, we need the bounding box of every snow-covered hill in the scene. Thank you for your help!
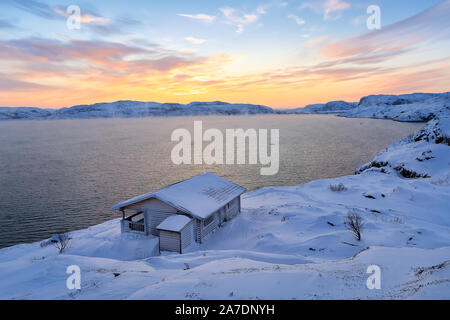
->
[1,92,449,121]
[288,101,357,114]
[0,101,275,120]
[0,107,54,120]
[340,92,450,122]
[0,111,449,299]
[290,92,450,120]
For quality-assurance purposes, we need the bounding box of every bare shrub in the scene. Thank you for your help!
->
[329,183,347,192]
[345,212,364,241]
[52,233,71,253]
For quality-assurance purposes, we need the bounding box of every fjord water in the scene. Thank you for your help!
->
[0,115,423,248]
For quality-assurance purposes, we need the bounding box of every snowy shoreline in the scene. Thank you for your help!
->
[0,96,449,299]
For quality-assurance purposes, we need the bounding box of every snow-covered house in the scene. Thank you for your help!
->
[111,172,246,253]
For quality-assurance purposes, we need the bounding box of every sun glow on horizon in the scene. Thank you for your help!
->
[1,0,449,109]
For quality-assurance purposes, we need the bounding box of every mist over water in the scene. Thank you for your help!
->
[0,115,423,248]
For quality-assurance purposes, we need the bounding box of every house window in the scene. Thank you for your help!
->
[204,215,214,227]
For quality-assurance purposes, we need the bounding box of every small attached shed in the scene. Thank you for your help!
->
[157,215,194,253]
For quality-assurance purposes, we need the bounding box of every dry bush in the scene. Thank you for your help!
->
[52,233,71,253]
[329,183,347,192]
[345,212,364,241]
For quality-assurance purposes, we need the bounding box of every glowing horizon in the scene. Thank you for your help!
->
[1,0,450,109]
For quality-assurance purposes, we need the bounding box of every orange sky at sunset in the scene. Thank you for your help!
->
[1,0,449,109]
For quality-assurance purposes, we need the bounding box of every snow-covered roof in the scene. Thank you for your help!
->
[156,215,192,232]
[111,172,246,219]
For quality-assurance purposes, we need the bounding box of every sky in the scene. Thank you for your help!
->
[0,0,450,109]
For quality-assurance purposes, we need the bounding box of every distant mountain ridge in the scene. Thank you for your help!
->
[0,101,274,120]
[1,92,449,122]
[285,100,358,114]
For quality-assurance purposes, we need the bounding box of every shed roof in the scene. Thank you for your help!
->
[111,172,246,219]
[156,215,192,232]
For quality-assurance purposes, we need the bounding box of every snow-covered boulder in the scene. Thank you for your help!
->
[356,116,450,178]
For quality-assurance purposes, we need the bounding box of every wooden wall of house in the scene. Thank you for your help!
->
[159,230,180,253]
[194,219,202,243]
[201,211,219,239]
[127,198,179,236]
[180,220,194,250]
[224,196,240,221]
[159,220,193,253]
[145,209,177,236]
[197,196,241,242]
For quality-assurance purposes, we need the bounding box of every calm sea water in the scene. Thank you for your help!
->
[0,115,423,248]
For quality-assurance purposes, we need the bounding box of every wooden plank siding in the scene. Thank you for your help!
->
[194,196,241,243]
[195,219,202,243]
[126,198,179,236]
[224,197,240,221]
[159,230,180,253]
[201,211,219,239]
[145,209,177,236]
[159,219,194,253]
[180,220,194,250]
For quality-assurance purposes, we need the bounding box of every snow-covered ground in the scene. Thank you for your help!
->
[0,106,449,299]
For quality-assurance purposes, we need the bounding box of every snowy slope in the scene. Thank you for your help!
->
[0,110,449,299]
[341,92,450,122]
[356,116,450,178]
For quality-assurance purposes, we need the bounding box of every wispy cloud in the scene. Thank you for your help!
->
[304,35,332,49]
[0,37,207,76]
[323,0,350,20]
[322,0,450,60]
[288,14,306,25]
[0,73,56,91]
[53,7,110,24]
[0,19,16,29]
[185,36,206,44]
[300,0,350,20]
[11,0,107,23]
[177,13,215,23]
[10,0,57,19]
[256,5,267,14]
[0,36,240,106]
[220,7,260,33]
[351,15,366,26]
[9,0,138,35]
